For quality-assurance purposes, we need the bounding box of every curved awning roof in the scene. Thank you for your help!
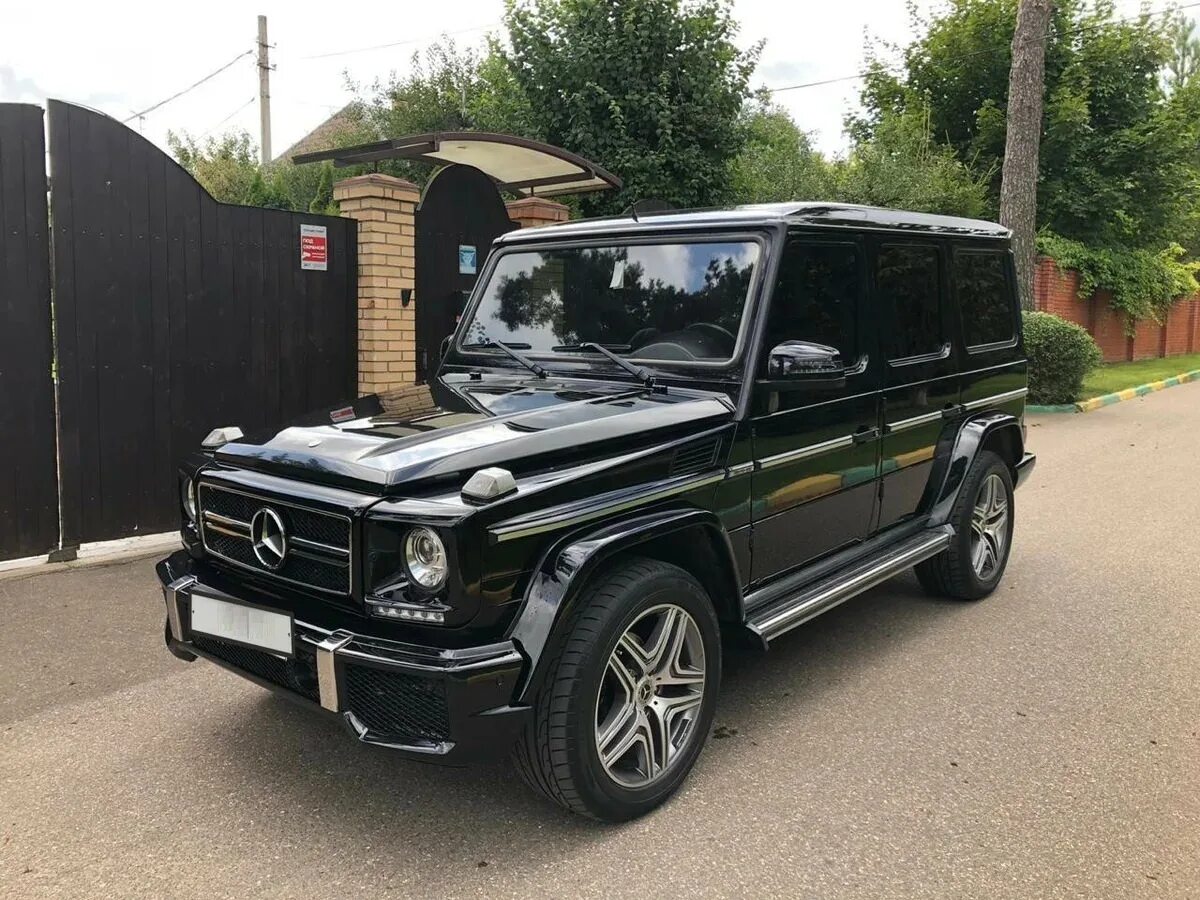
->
[292,131,621,197]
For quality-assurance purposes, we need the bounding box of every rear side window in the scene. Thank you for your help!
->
[762,240,861,366]
[876,244,943,360]
[954,250,1014,348]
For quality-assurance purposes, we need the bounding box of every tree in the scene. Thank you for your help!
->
[351,38,531,187]
[853,0,1198,254]
[168,130,261,204]
[1166,12,1200,91]
[1000,0,1053,310]
[502,0,761,216]
[730,100,831,203]
[832,106,993,218]
[308,162,337,215]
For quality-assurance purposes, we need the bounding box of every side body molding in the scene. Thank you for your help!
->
[508,506,742,702]
[926,411,1024,527]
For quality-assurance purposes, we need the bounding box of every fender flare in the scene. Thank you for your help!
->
[926,412,1023,527]
[508,505,741,703]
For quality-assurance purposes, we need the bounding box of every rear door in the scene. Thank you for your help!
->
[951,245,1027,413]
[749,235,882,582]
[874,239,960,531]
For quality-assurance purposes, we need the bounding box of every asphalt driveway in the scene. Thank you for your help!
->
[2,384,1198,899]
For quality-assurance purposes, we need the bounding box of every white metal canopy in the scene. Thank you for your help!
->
[292,131,621,197]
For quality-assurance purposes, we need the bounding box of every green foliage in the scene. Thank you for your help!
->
[728,98,991,219]
[167,129,346,213]
[1037,232,1199,327]
[168,130,260,204]
[308,163,337,215]
[351,39,529,187]
[1165,12,1200,92]
[854,0,1200,252]
[1022,311,1102,404]
[829,106,992,218]
[729,100,832,203]
[502,0,761,216]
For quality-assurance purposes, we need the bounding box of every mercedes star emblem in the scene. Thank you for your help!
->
[250,507,288,570]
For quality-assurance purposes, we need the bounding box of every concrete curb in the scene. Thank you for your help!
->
[1028,368,1200,414]
[0,533,180,583]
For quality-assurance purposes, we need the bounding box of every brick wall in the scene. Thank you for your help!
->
[1033,258,1089,328]
[1033,256,1200,364]
[333,174,419,395]
[1164,298,1199,356]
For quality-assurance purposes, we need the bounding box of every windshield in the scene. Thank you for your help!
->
[459,240,761,363]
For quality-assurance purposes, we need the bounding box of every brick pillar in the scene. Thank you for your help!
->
[333,174,419,395]
[506,196,569,229]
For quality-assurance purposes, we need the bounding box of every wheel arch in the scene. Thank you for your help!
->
[508,506,743,703]
[926,412,1023,527]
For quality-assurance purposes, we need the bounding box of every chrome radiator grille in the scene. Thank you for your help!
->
[198,483,352,595]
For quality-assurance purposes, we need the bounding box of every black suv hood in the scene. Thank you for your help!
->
[214,376,734,493]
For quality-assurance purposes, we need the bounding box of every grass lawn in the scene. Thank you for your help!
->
[1080,352,1200,399]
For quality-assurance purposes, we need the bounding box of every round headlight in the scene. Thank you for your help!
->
[404,527,447,590]
[182,478,197,522]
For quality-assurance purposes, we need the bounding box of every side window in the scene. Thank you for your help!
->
[762,240,860,369]
[876,244,942,361]
[954,249,1014,348]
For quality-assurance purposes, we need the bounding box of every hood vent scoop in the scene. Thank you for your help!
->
[670,437,720,476]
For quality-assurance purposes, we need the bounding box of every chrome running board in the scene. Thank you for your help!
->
[747,528,953,645]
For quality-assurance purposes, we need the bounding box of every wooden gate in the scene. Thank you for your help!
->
[0,104,60,561]
[45,100,358,547]
[414,165,516,380]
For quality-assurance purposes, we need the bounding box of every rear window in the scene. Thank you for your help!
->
[954,250,1014,348]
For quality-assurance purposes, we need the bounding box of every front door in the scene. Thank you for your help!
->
[749,236,882,584]
[873,239,961,530]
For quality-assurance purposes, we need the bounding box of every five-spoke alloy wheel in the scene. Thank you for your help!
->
[916,449,1016,600]
[514,558,721,822]
[970,472,1009,580]
[595,604,707,789]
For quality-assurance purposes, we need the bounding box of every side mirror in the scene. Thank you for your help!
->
[767,340,845,381]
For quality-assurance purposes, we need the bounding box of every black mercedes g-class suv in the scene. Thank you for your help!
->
[157,202,1035,821]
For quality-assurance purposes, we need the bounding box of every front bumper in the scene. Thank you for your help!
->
[157,551,529,764]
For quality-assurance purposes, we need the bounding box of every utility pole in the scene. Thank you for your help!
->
[1000,0,1053,311]
[257,14,272,165]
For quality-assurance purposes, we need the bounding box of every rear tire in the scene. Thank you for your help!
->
[513,557,721,822]
[915,450,1014,600]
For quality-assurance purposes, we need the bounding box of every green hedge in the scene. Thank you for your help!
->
[1023,311,1102,405]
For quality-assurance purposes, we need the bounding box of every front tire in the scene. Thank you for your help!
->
[915,450,1015,600]
[513,557,721,821]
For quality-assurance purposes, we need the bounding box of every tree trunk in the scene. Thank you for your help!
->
[1000,0,1053,312]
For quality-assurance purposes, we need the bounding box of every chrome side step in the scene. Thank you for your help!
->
[747,528,953,645]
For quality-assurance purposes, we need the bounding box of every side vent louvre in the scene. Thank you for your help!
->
[670,438,720,476]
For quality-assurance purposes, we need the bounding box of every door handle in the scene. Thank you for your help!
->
[942,403,966,420]
[852,426,880,444]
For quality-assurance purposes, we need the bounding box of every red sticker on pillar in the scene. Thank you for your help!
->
[300,224,328,271]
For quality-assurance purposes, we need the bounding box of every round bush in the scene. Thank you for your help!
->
[1022,311,1102,405]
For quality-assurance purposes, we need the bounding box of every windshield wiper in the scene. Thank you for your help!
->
[553,342,658,390]
[473,340,547,378]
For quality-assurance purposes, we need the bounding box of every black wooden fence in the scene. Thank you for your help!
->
[0,104,60,560]
[0,100,358,560]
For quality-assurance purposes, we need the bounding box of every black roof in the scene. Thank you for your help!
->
[496,202,1010,244]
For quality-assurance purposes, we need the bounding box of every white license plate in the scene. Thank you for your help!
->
[190,594,294,656]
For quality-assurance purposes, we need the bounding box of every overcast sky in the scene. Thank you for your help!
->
[0,0,1161,161]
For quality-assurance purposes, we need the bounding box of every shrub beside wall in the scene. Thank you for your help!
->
[1023,311,1102,405]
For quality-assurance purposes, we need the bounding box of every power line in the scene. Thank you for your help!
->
[294,22,498,61]
[764,0,1200,95]
[124,50,253,122]
[199,96,257,138]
